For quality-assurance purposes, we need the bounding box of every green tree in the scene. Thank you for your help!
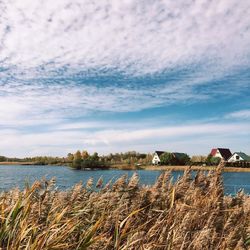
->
[160,152,174,165]
[210,157,221,166]
[176,153,190,165]
[0,156,7,162]
[67,153,74,162]
[206,154,221,166]
[91,152,99,161]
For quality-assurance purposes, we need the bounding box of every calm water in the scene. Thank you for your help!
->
[0,165,250,195]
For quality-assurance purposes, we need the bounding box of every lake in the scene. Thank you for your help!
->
[0,164,250,195]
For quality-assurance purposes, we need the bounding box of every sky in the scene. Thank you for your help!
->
[0,0,250,157]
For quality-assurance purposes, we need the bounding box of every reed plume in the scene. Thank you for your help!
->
[0,165,249,250]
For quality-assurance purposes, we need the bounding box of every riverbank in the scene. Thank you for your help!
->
[1,162,250,172]
[0,161,67,166]
[0,161,36,165]
[112,164,250,172]
[141,165,250,172]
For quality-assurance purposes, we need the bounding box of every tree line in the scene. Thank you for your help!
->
[0,151,152,168]
[0,151,221,168]
[0,155,64,165]
[67,151,107,169]
[158,152,221,166]
[67,150,153,169]
[159,152,190,165]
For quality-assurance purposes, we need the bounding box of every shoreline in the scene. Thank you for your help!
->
[140,165,250,172]
[0,162,65,166]
[1,162,250,172]
[0,162,36,165]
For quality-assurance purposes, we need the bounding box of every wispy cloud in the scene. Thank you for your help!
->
[1,0,250,75]
[1,0,250,117]
[226,110,250,119]
[0,0,249,156]
[0,121,249,157]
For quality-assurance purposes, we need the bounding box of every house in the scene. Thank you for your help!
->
[172,152,189,164]
[152,151,189,165]
[228,152,250,163]
[172,152,187,159]
[152,151,165,165]
[210,148,232,161]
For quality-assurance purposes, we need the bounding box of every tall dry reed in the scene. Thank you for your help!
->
[0,161,250,249]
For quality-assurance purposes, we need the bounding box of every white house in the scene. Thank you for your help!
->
[152,151,165,165]
[210,148,232,161]
[228,152,250,163]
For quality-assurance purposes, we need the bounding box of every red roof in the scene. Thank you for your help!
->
[210,148,232,160]
[210,148,217,156]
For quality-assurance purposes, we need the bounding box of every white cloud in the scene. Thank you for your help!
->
[0,0,249,117]
[0,0,249,119]
[0,78,210,128]
[226,110,250,119]
[0,0,250,75]
[0,122,249,157]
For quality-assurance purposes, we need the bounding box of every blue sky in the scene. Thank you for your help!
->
[0,0,250,157]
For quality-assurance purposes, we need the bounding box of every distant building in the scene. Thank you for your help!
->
[152,151,165,165]
[152,151,189,165]
[172,152,187,160]
[210,148,232,161]
[228,152,250,163]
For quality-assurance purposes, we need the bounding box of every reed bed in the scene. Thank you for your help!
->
[0,161,250,250]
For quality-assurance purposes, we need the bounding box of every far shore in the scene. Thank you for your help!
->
[1,162,250,172]
[140,165,250,172]
[0,161,36,165]
[112,164,250,172]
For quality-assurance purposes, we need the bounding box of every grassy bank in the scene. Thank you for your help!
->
[141,165,250,172]
[0,162,66,166]
[112,164,250,172]
[0,161,36,165]
[0,162,250,249]
[2,162,250,172]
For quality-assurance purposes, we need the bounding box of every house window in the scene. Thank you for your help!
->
[236,155,239,160]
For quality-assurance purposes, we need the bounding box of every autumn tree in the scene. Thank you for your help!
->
[82,150,89,160]
[73,150,82,169]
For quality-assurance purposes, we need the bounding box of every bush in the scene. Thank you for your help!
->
[0,156,7,162]
[160,152,190,165]
[71,151,109,170]
[160,152,175,165]
[175,153,190,165]
[206,154,221,166]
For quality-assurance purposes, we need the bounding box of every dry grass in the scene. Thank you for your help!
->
[0,161,250,250]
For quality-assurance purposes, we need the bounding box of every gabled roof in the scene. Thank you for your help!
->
[155,151,165,157]
[210,148,217,156]
[210,148,232,160]
[172,152,187,159]
[234,152,250,161]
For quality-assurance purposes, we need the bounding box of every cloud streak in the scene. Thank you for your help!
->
[1,0,250,76]
[226,110,250,119]
[0,121,249,157]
